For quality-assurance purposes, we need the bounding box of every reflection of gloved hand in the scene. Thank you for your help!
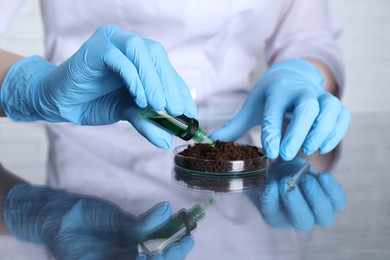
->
[137,236,194,260]
[248,157,346,231]
[1,24,196,148]
[210,59,351,160]
[4,184,194,259]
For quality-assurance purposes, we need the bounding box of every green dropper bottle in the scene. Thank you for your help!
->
[140,198,214,255]
[140,107,215,146]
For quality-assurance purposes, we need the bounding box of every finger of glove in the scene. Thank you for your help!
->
[77,88,133,125]
[160,236,195,260]
[58,198,139,247]
[143,39,197,118]
[259,180,291,228]
[318,173,346,210]
[51,233,137,260]
[209,95,260,142]
[137,254,147,260]
[279,176,315,231]
[137,202,172,235]
[138,236,194,260]
[320,106,351,154]
[110,31,166,110]
[89,88,176,128]
[280,93,319,161]
[261,94,287,160]
[80,198,139,230]
[299,175,336,227]
[123,105,173,149]
[101,47,147,108]
[302,93,341,155]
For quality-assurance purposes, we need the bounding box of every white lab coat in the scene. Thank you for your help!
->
[0,1,344,259]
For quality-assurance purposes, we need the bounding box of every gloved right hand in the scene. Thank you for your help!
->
[210,59,351,160]
[4,184,194,260]
[0,24,196,149]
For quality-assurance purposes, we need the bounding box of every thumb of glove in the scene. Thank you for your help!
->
[136,202,172,237]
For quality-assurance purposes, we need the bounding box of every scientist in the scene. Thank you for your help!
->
[1,0,351,259]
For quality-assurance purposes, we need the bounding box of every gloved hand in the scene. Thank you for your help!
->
[0,24,196,149]
[137,236,194,260]
[4,184,194,260]
[247,156,346,231]
[210,59,351,160]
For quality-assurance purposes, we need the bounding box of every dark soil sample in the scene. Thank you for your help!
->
[175,141,266,173]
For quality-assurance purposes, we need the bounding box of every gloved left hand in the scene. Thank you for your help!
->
[4,184,194,260]
[1,25,196,149]
[247,156,346,231]
[210,58,351,161]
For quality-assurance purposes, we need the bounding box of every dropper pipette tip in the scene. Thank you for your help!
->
[204,136,215,147]
[201,198,215,211]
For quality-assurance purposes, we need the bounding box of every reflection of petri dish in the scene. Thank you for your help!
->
[172,144,268,193]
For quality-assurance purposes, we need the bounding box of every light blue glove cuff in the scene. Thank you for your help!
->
[4,184,79,244]
[262,58,325,90]
[0,56,56,121]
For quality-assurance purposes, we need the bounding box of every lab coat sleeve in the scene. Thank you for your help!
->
[0,0,24,37]
[264,0,345,93]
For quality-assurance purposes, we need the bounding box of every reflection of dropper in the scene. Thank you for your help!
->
[140,198,214,255]
[140,107,215,146]
[188,198,214,221]
[286,160,311,192]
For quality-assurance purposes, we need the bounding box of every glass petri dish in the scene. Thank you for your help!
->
[172,143,268,193]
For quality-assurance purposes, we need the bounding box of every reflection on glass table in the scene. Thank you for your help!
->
[0,164,194,260]
[246,155,346,231]
[1,148,347,260]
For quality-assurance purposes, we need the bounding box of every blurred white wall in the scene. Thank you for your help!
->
[0,0,44,56]
[335,0,390,113]
[0,0,389,184]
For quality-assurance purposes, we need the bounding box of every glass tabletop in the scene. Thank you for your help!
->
[0,112,388,260]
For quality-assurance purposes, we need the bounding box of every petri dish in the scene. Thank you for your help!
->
[172,143,268,193]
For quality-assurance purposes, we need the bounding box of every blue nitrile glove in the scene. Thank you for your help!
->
[137,236,194,260]
[247,156,346,231]
[4,184,194,260]
[0,24,196,149]
[210,59,351,160]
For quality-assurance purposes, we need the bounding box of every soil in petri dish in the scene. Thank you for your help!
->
[175,141,266,173]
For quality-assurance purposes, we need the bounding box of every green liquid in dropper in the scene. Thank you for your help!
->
[141,107,215,145]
